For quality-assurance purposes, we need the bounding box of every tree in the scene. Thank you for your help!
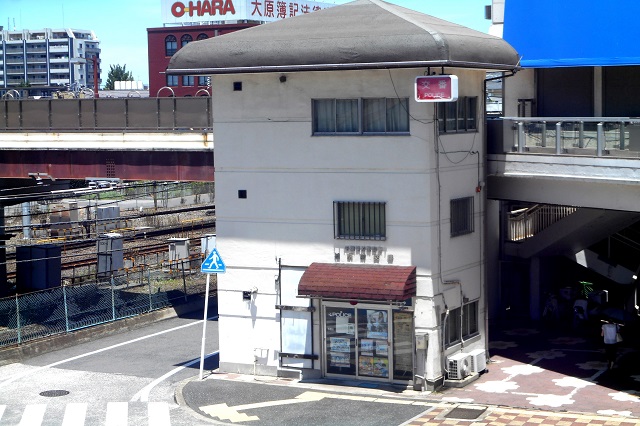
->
[103,64,134,90]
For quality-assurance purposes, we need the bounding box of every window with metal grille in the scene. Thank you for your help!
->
[437,97,478,133]
[450,196,474,237]
[334,201,386,240]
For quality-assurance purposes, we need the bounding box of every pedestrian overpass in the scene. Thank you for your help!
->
[486,117,640,322]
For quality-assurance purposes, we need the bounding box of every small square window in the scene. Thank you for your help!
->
[334,201,386,240]
[450,196,474,237]
[233,82,242,91]
[238,189,247,199]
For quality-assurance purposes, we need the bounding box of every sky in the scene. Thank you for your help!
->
[2,0,491,86]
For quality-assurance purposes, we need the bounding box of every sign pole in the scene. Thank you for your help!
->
[199,273,211,380]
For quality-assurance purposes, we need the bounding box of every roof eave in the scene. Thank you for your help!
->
[166,60,520,75]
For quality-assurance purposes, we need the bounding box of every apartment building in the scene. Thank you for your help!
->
[0,28,100,97]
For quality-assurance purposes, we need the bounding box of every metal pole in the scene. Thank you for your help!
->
[199,273,211,380]
[597,122,604,157]
[63,284,70,332]
[15,293,21,344]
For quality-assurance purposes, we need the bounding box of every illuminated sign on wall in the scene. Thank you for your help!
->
[414,75,459,102]
[161,0,335,24]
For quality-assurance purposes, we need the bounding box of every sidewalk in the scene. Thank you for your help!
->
[177,320,640,425]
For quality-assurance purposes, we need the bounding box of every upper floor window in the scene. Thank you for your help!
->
[313,98,409,135]
[166,75,178,87]
[165,35,177,56]
[334,201,386,240]
[197,33,208,40]
[181,34,193,48]
[182,75,195,86]
[437,96,478,133]
[198,76,209,86]
[450,196,474,237]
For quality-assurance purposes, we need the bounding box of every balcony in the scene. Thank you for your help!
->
[49,45,69,53]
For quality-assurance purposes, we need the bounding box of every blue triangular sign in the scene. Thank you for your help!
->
[201,248,226,273]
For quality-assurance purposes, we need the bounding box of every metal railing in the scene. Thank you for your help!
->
[0,97,212,132]
[508,204,577,241]
[491,117,640,157]
[0,258,210,348]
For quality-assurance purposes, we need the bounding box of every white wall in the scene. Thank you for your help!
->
[211,67,487,382]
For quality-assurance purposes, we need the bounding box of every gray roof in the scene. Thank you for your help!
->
[167,0,520,75]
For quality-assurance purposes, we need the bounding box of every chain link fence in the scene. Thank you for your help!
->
[0,259,213,348]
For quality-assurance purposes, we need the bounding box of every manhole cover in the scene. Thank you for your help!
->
[444,406,487,420]
[39,390,70,397]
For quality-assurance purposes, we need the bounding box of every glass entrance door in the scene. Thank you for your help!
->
[324,303,396,381]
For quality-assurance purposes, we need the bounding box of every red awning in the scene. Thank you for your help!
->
[298,263,416,302]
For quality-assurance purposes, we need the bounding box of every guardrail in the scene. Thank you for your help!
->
[0,97,212,132]
[489,117,640,157]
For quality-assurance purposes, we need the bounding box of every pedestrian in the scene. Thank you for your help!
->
[601,320,621,369]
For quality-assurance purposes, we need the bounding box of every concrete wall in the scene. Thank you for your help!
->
[211,67,487,384]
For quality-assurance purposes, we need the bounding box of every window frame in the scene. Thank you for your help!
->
[181,34,193,48]
[166,75,178,87]
[182,75,195,86]
[164,35,177,57]
[437,96,478,133]
[312,98,410,136]
[333,201,386,241]
[450,196,474,237]
[443,300,479,347]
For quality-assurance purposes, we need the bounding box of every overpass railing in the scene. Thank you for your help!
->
[488,117,640,157]
[0,97,212,132]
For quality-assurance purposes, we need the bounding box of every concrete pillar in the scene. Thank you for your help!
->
[530,256,541,320]
[22,202,31,239]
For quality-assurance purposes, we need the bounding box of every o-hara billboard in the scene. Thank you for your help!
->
[162,0,336,24]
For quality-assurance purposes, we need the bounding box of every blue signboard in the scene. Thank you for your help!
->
[201,248,226,273]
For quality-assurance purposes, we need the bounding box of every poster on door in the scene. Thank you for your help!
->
[366,310,388,339]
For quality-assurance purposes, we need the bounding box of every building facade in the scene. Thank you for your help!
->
[0,28,100,97]
[169,0,519,390]
[147,23,258,98]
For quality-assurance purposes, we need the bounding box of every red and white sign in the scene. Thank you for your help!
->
[415,75,459,102]
[161,0,335,24]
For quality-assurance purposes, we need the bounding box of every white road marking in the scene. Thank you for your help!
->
[18,404,46,426]
[200,391,423,423]
[105,402,128,426]
[130,350,219,402]
[0,405,5,421]
[0,315,218,389]
[62,402,87,426]
[148,402,172,426]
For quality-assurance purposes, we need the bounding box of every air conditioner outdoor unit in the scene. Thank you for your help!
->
[447,353,471,380]
[468,348,487,373]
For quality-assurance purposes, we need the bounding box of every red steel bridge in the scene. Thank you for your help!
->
[0,97,213,182]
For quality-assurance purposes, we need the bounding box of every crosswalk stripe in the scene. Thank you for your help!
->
[62,402,87,426]
[18,404,46,426]
[148,402,171,426]
[106,401,128,426]
[0,405,5,421]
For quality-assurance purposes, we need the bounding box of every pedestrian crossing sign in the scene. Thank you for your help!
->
[201,248,226,273]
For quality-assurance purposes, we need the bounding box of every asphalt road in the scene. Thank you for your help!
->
[0,307,219,425]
